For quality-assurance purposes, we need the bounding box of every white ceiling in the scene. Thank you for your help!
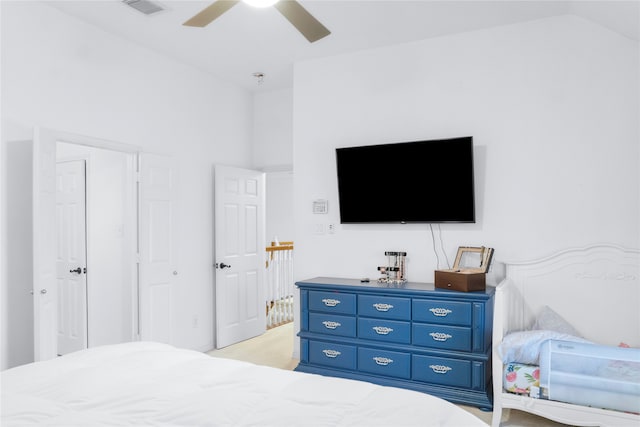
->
[46,0,639,93]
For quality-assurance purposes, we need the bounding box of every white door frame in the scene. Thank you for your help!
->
[33,127,140,361]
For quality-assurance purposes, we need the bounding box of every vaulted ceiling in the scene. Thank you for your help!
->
[46,1,639,92]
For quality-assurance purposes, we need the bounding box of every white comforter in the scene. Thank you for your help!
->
[1,342,487,426]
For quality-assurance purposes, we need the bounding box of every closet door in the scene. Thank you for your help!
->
[138,153,176,344]
[33,127,58,361]
[56,160,88,355]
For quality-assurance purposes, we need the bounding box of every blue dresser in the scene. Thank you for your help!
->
[295,277,494,410]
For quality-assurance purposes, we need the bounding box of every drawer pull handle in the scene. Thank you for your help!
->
[373,303,394,312]
[429,307,453,317]
[373,357,394,366]
[429,332,453,342]
[429,364,452,374]
[373,326,394,335]
[322,321,341,330]
[322,298,341,307]
[322,349,341,358]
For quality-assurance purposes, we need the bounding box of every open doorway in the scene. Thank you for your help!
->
[55,143,137,354]
[32,128,175,362]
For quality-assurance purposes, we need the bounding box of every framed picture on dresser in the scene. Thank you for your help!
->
[454,246,494,273]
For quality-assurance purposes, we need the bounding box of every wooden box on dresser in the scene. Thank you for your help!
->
[295,277,494,410]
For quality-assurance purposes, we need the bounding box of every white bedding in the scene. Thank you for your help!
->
[1,342,487,426]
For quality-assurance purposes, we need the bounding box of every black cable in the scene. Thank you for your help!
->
[438,224,451,269]
[429,224,440,269]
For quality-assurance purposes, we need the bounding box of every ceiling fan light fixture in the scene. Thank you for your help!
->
[184,0,329,43]
[243,0,279,8]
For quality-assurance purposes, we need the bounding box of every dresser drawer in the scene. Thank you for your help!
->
[309,291,356,315]
[412,323,472,351]
[309,313,356,337]
[358,347,411,379]
[412,299,471,326]
[358,295,411,320]
[412,354,471,388]
[309,340,357,370]
[358,318,411,344]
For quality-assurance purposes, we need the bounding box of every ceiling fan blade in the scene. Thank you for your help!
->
[183,1,240,27]
[274,1,330,43]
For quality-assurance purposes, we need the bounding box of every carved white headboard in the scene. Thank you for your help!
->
[495,244,640,347]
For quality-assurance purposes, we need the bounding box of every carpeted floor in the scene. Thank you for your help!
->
[207,323,569,426]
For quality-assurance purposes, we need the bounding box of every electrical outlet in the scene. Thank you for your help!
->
[192,315,199,328]
[328,223,336,234]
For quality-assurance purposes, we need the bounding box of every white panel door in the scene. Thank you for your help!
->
[139,153,175,344]
[56,160,88,355]
[33,127,58,361]
[214,165,265,348]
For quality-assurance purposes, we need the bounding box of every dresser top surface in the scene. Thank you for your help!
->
[296,277,495,299]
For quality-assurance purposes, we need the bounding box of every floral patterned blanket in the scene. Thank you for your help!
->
[503,362,540,396]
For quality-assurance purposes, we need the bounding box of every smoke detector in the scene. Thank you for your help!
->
[253,72,265,85]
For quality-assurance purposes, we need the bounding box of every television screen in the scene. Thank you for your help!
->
[336,137,475,223]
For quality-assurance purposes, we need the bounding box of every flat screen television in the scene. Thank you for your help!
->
[335,136,475,224]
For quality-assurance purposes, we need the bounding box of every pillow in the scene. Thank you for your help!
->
[532,305,582,337]
[497,330,591,365]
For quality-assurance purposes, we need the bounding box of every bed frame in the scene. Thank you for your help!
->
[491,244,640,427]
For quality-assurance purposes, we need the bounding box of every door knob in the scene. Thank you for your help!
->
[216,262,231,269]
[40,289,47,294]
[69,267,82,274]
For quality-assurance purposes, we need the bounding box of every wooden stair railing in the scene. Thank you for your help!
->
[265,241,294,329]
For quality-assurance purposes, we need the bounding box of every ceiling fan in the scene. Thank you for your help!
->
[183,0,331,43]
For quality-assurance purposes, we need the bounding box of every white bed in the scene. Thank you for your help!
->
[1,341,487,426]
[491,244,640,427]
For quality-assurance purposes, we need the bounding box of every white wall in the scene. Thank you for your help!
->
[252,89,294,170]
[1,121,34,369]
[292,15,639,283]
[266,171,295,243]
[252,89,295,245]
[1,1,253,368]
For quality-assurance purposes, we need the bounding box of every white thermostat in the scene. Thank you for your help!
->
[312,199,328,214]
